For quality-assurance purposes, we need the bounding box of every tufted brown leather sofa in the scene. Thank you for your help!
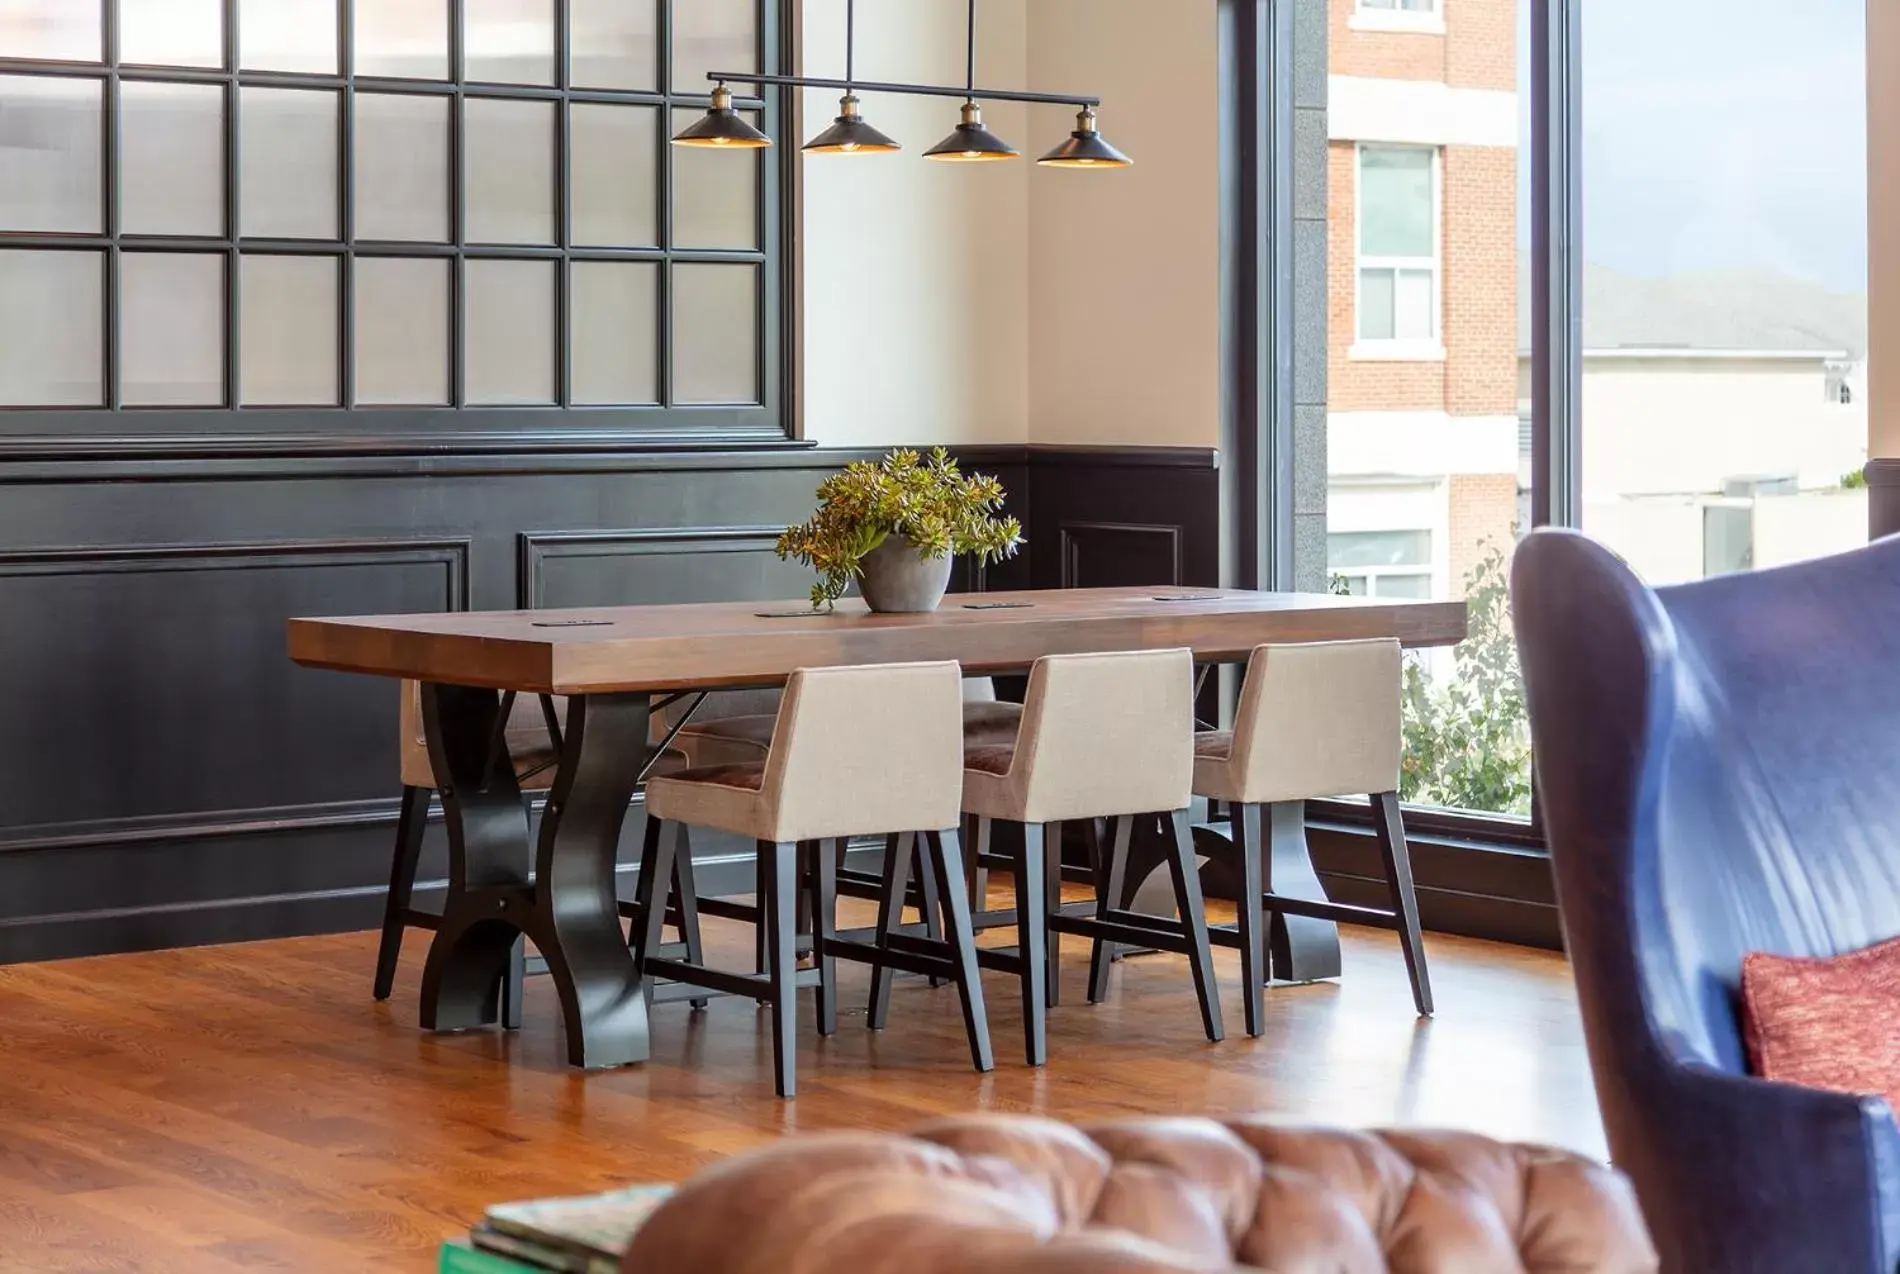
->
[624,1114,1658,1273]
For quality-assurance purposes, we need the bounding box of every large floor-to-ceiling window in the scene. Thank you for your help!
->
[1578,0,1866,579]
[0,0,785,442]
[1320,0,1535,823]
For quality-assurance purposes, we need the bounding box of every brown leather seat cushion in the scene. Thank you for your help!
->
[1193,730,1234,761]
[624,1114,1657,1274]
[651,759,767,792]
[963,743,1015,777]
[682,701,1024,753]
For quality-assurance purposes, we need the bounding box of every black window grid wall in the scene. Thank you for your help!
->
[0,0,789,449]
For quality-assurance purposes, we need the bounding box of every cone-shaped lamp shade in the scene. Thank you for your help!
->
[1038,107,1132,169]
[924,101,1019,162]
[672,84,773,149]
[803,94,901,154]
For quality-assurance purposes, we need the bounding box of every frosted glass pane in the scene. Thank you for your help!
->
[121,0,222,67]
[0,250,101,406]
[1359,269,1394,341]
[120,81,223,237]
[464,97,553,244]
[671,0,755,95]
[354,93,448,241]
[240,255,339,405]
[1394,269,1434,340]
[241,88,338,239]
[354,257,448,405]
[239,0,337,73]
[355,0,449,79]
[0,1,100,61]
[572,104,656,247]
[466,0,554,85]
[571,262,657,405]
[671,108,758,249]
[0,76,101,233]
[673,264,756,405]
[571,0,655,89]
[465,259,554,404]
[122,253,223,406]
[1359,147,1434,258]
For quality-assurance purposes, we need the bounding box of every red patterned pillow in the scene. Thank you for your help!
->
[1741,936,1900,1112]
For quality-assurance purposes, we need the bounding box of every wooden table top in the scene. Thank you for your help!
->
[287,587,1468,695]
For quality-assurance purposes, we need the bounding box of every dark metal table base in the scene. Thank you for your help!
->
[1126,801,1343,983]
[418,684,654,1069]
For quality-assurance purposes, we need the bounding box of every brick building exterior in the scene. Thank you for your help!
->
[1324,0,1520,603]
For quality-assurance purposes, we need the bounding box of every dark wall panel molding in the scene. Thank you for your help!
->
[1867,457,1900,539]
[0,444,1216,963]
[518,526,797,609]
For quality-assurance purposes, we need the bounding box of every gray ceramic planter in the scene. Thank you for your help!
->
[858,535,953,613]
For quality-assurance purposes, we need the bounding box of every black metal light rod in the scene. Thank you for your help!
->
[707,71,1099,109]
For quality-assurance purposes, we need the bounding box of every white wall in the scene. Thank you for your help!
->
[1026,0,1223,448]
[1573,356,1865,498]
[796,0,1223,451]
[797,0,1030,447]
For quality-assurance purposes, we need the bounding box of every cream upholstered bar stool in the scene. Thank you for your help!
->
[944,648,1223,1066]
[634,661,990,1098]
[1188,638,1431,1038]
[660,679,1022,962]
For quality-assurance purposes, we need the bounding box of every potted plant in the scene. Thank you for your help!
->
[777,448,1024,612]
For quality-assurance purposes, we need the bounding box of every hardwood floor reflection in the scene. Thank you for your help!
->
[0,894,1600,1273]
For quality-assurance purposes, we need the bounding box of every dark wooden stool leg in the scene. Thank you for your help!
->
[763,841,799,1098]
[754,853,768,976]
[1235,802,1267,1037]
[810,837,838,1037]
[1087,815,1132,1004]
[926,827,993,1072]
[374,784,431,1002]
[964,813,988,909]
[1166,808,1225,1043]
[1044,819,1064,1007]
[1373,791,1433,1016]
[629,818,680,979]
[916,848,946,987]
[1017,821,1049,1066]
[868,831,916,1029]
[668,823,710,1011]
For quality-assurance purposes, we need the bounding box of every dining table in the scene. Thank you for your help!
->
[288,586,1468,1069]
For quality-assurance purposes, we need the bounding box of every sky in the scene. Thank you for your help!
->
[1557,0,1867,293]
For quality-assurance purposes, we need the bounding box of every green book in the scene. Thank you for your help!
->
[439,1239,541,1274]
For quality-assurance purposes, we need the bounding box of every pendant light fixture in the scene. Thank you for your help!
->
[923,0,1019,162]
[672,82,773,149]
[1038,106,1133,169]
[803,0,900,155]
[676,2,1130,168]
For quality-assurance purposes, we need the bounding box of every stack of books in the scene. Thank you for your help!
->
[439,1184,676,1273]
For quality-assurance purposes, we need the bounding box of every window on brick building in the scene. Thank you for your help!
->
[1356,145,1439,347]
[1358,0,1438,13]
[1329,529,1433,598]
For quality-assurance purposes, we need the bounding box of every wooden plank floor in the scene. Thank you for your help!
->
[0,897,1601,1273]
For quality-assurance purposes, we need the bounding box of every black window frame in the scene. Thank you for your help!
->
[1225,0,1582,854]
[0,0,793,454]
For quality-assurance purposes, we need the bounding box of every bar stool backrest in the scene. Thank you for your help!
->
[397,680,560,789]
[761,660,966,843]
[1010,648,1195,823]
[1229,639,1402,804]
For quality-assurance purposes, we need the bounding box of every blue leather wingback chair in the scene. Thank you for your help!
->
[1512,529,1900,1274]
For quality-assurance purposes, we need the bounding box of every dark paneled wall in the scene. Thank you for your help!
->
[0,443,1216,963]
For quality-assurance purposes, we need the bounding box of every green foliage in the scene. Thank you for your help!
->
[1398,544,1533,816]
[1842,465,1868,490]
[776,448,1025,610]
